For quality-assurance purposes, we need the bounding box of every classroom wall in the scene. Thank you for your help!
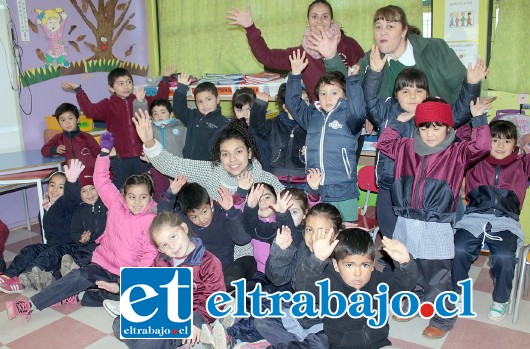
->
[1,0,151,228]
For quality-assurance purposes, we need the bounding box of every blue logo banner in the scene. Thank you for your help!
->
[120,267,193,339]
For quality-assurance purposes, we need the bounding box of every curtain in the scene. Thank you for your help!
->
[157,0,423,76]
[488,0,529,93]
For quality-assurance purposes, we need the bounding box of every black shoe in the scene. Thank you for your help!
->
[0,259,6,273]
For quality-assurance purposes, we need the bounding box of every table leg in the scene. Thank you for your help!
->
[22,188,31,231]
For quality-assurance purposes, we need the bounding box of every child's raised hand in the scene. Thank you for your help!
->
[132,109,155,147]
[247,183,264,208]
[306,168,322,190]
[99,131,115,152]
[96,280,119,294]
[470,97,490,117]
[289,49,309,75]
[275,225,293,250]
[79,230,91,244]
[306,29,340,60]
[183,325,201,347]
[369,45,387,73]
[169,175,187,195]
[217,186,234,211]
[348,64,361,76]
[64,158,85,183]
[226,5,254,28]
[134,85,146,102]
[312,228,339,261]
[61,81,79,93]
[365,119,375,135]
[257,92,269,103]
[466,57,489,85]
[178,72,191,86]
[163,65,176,77]
[381,236,410,264]
[272,190,293,214]
[520,133,530,154]
[397,111,415,123]
[237,170,253,190]
[56,144,66,154]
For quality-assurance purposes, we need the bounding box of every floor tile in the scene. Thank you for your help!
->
[0,307,64,344]
[388,316,445,349]
[442,317,530,348]
[84,335,128,349]
[5,317,106,349]
[68,306,117,334]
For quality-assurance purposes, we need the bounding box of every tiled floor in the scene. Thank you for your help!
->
[1,226,530,349]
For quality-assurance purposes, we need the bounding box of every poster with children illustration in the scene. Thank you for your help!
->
[444,0,479,42]
[19,0,149,86]
[444,0,480,66]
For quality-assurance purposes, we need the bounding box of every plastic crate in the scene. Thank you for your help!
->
[45,115,94,132]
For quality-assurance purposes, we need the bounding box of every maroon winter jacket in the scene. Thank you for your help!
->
[245,24,364,101]
[378,115,491,223]
[76,81,169,158]
[41,129,100,178]
[153,238,225,324]
[464,151,530,220]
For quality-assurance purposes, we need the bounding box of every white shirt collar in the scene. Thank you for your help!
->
[388,39,415,67]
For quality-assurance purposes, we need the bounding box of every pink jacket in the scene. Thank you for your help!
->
[91,156,158,275]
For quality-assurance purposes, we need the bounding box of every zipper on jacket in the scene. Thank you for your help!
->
[374,119,389,186]
[67,131,77,159]
[318,103,340,182]
[286,127,296,172]
[493,164,501,215]
[413,156,428,208]
[342,148,352,179]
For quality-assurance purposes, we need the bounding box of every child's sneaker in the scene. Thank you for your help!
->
[32,266,54,291]
[220,293,236,329]
[52,294,79,307]
[0,275,24,293]
[19,271,39,290]
[488,301,508,321]
[6,298,32,319]
[60,254,79,277]
[103,299,120,318]
[0,274,10,284]
[233,339,272,349]
[200,323,215,349]
[212,319,236,349]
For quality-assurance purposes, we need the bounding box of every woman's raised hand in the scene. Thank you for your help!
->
[369,45,387,73]
[227,6,254,28]
[466,57,489,85]
[132,109,155,148]
[307,29,340,60]
[289,49,309,75]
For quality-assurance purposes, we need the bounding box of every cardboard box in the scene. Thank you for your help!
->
[45,115,94,132]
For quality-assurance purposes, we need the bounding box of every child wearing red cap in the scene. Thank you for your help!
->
[377,97,491,339]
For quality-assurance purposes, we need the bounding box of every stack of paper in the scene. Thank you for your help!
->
[244,72,282,84]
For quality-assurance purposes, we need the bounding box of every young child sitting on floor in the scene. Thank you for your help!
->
[1,161,84,293]
[295,228,418,349]
[158,176,254,291]
[112,211,226,349]
[5,132,158,319]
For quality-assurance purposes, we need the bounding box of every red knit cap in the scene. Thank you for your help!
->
[415,101,453,127]
[79,174,94,188]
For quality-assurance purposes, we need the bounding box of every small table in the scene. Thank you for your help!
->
[0,150,65,240]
